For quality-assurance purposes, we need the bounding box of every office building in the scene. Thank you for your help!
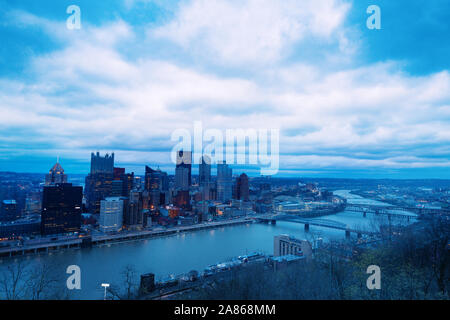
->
[41,183,82,236]
[0,200,20,222]
[235,173,249,201]
[199,155,212,200]
[85,173,114,214]
[175,166,190,191]
[145,166,169,208]
[173,190,190,209]
[25,192,42,215]
[45,161,68,186]
[113,167,125,179]
[0,217,40,238]
[124,190,146,230]
[85,152,115,213]
[113,167,136,197]
[122,172,135,197]
[199,155,211,186]
[274,235,312,259]
[174,150,192,190]
[145,166,160,190]
[111,180,124,197]
[217,161,232,203]
[99,197,124,233]
[90,152,114,174]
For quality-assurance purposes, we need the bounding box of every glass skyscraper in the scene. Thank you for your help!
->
[217,161,232,203]
[41,183,82,236]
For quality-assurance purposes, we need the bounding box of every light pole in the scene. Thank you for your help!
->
[101,283,110,300]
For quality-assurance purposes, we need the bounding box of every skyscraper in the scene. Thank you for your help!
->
[217,161,232,203]
[41,183,82,236]
[145,166,169,207]
[124,190,146,230]
[85,173,113,214]
[99,197,124,233]
[111,180,124,197]
[85,152,115,213]
[45,162,68,186]
[160,171,169,192]
[90,152,114,174]
[173,190,190,209]
[121,172,135,197]
[199,155,211,186]
[175,166,190,191]
[145,166,166,190]
[175,150,192,190]
[113,167,125,179]
[235,173,250,201]
[199,155,212,200]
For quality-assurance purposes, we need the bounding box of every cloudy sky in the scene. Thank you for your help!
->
[0,0,449,178]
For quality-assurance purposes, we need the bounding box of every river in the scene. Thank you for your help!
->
[0,190,417,300]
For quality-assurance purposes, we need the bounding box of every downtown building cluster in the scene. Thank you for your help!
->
[0,151,254,239]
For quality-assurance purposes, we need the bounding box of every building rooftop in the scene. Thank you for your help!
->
[2,200,17,205]
[277,234,307,243]
[49,162,65,174]
[271,254,304,262]
[104,197,124,201]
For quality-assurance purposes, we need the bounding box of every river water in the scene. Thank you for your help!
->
[0,190,417,300]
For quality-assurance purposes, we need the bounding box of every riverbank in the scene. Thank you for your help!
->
[0,190,401,300]
[349,190,408,207]
[0,217,254,259]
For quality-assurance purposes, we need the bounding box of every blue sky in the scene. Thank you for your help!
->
[0,0,449,178]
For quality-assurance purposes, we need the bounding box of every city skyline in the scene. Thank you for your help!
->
[1,0,450,179]
[2,151,450,180]
[1,0,449,305]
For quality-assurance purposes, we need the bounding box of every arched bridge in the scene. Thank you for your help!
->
[255,214,375,236]
[343,204,450,219]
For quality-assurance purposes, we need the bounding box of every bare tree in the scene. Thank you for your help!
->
[425,218,450,295]
[0,260,28,300]
[25,262,60,300]
[108,264,139,300]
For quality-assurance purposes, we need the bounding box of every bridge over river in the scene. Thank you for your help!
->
[344,203,450,219]
[254,202,450,238]
[255,214,376,238]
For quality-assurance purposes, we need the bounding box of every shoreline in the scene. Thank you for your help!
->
[0,217,254,260]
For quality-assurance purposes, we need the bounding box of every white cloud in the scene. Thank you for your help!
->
[152,0,351,65]
[1,5,450,174]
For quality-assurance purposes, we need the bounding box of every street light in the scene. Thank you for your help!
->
[101,283,110,300]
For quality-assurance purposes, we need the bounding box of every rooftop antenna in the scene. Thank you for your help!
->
[57,155,60,163]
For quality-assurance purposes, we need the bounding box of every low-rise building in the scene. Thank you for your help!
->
[274,234,312,259]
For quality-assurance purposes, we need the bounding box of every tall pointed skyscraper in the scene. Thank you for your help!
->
[45,160,68,186]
